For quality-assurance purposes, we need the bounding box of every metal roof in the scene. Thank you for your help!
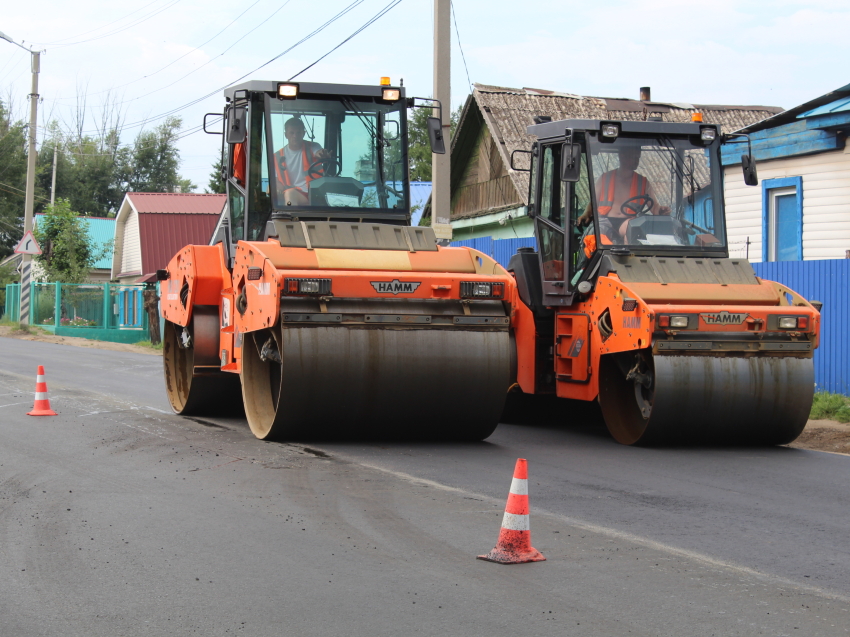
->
[138,213,221,279]
[735,82,850,134]
[126,192,226,214]
[33,214,115,270]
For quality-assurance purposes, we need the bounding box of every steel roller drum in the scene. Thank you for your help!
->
[242,325,511,441]
[600,354,815,445]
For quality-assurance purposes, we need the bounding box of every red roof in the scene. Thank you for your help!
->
[138,213,221,278]
[127,192,226,214]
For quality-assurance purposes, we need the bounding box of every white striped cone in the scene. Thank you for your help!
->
[477,458,545,564]
[27,365,57,416]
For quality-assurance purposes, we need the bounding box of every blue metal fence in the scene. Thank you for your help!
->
[451,237,849,394]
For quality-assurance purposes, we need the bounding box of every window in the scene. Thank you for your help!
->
[762,177,803,261]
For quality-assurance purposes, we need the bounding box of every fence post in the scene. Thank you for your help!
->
[102,283,110,329]
[54,282,61,328]
[28,279,34,324]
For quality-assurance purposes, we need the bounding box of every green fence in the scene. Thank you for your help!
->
[4,282,150,344]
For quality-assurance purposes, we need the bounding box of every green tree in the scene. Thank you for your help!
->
[206,155,226,194]
[0,99,28,258]
[125,116,187,193]
[407,104,462,182]
[33,199,106,283]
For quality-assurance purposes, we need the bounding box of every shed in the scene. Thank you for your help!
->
[721,83,850,262]
[443,83,782,241]
[111,193,225,284]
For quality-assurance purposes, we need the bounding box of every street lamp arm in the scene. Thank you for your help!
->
[0,30,38,52]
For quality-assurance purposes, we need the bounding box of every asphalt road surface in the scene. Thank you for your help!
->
[1,337,849,636]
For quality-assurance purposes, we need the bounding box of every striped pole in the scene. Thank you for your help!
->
[19,260,31,324]
[27,365,57,416]
[478,458,545,564]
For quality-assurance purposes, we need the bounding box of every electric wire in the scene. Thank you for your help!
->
[70,0,363,136]
[450,0,472,90]
[30,0,167,46]
[99,0,295,110]
[33,0,186,48]
[49,0,265,102]
[288,0,403,80]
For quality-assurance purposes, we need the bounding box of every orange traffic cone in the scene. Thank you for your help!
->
[27,365,57,416]
[478,458,545,564]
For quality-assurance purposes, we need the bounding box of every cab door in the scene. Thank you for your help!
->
[533,143,570,306]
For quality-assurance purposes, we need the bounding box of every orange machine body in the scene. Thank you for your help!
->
[161,241,517,376]
[512,273,821,403]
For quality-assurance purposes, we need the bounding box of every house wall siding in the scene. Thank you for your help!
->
[120,206,142,275]
[725,143,850,261]
[452,125,522,218]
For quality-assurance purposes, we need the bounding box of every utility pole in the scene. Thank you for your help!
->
[431,0,452,242]
[0,30,41,325]
[50,143,58,207]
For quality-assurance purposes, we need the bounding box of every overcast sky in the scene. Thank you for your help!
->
[2,0,848,195]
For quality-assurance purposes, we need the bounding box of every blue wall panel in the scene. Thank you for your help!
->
[452,237,848,395]
[753,260,849,395]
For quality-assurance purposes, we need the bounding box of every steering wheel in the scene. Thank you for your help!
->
[620,195,654,217]
[308,157,340,179]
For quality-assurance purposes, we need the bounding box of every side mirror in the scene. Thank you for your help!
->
[227,106,247,144]
[427,117,446,154]
[561,143,581,182]
[741,154,758,186]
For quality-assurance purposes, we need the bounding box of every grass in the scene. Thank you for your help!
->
[133,340,163,351]
[0,319,49,335]
[810,391,850,423]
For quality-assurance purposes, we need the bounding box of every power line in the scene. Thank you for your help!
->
[450,0,472,90]
[31,0,167,46]
[102,0,295,110]
[289,0,404,80]
[34,0,186,48]
[71,0,365,137]
[49,0,265,102]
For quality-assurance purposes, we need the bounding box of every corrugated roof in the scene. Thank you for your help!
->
[138,213,221,278]
[459,83,783,210]
[127,192,226,214]
[34,214,115,270]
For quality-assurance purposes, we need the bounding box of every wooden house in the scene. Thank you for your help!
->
[721,83,850,261]
[443,83,781,241]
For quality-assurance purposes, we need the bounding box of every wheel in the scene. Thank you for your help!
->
[162,308,243,416]
[240,327,287,440]
[598,351,814,446]
[239,324,511,441]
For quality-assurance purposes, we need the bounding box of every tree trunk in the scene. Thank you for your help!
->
[143,288,161,346]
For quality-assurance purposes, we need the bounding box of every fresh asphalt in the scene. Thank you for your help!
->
[1,337,848,636]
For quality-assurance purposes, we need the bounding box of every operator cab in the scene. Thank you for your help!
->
[519,119,731,305]
[219,81,414,243]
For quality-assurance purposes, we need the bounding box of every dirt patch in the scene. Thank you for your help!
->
[0,325,160,356]
[788,419,850,455]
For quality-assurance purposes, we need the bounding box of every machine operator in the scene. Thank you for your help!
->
[273,117,333,206]
[577,145,669,244]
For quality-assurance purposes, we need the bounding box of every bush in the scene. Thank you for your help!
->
[810,391,850,423]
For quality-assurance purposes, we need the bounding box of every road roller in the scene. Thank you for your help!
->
[159,80,514,440]
[506,117,821,445]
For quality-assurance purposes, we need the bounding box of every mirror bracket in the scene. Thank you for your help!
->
[560,128,581,183]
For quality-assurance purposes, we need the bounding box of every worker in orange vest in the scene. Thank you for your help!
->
[577,145,669,246]
[273,117,334,206]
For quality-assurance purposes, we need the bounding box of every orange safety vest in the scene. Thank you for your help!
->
[273,143,321,195]
[596,169,648,216]
[232,142,246,186]
[583,233,613,259]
